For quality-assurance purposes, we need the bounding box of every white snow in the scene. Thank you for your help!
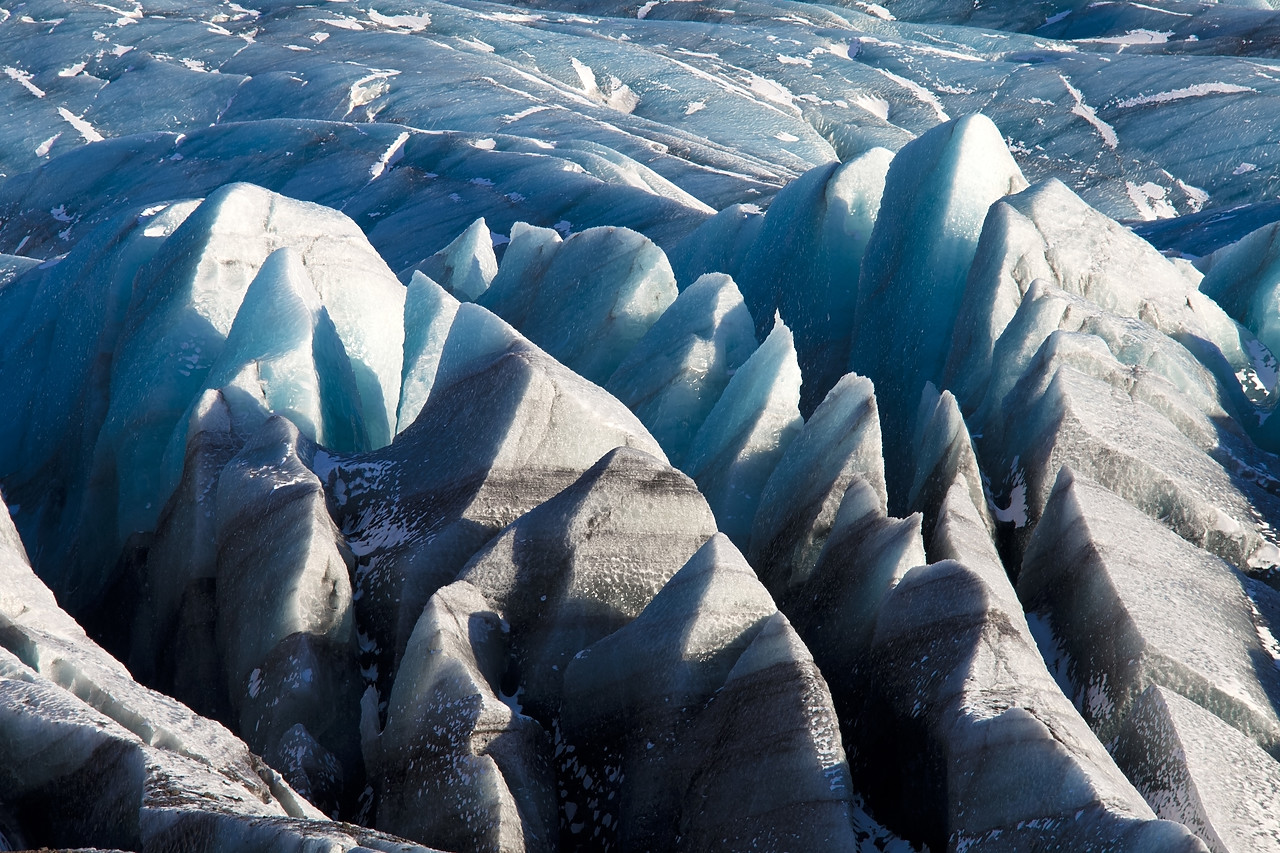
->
[1116,82,1255,109]
[1060,74,1117,149]
[3,66,45,98]
[636,0,658,19]
[56,107,104,142]
[368,131,409,180]
[1081,29,1172,46]
[1234,162,1259,175]
[366,8,431,31]
[34,133,60,156]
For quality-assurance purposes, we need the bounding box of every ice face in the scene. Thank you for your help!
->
[403,216,498,301]
[1021,469,1280,754]
[605,272,757,467]
[850,115,1027,504]
[1111,684,1280,853]
[396,272,461,433]
[864,559,1208,853]
[479,223,678,385]
[12,0,1280,847]
[684,314,803,549]
[749,371,887,596]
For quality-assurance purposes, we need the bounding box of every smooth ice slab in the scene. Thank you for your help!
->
[404,216,498,301]
[396,272,462,433]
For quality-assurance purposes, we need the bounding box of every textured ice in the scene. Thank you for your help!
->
[605,272,758,467]
[323,304,665,697]
[865,559,1207,853]
[11,0,1280,847]
[684,313,803,549]
[374,580,555,853]
[749,372,887,597]
[728,149,894,412]
[1111,684,1280,853]
[396,272,461,433]
[479,224,677,384]
[455,447,716,719]
[1020,469,1280,754]
[850,114,1026,500]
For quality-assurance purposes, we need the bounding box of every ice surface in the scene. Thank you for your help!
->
[211,417,361,809]
[375,580,555,853]
[730,150,894,412]
[404,216,498,301]
[684,313,803,548]
[1020,469,1280,753]
[456,447,716,720]
[605,272,757,467]
[1111,684,1280,853]
[479,223,677,384]
[11,0,1280,846]
[994,328,1280,568]
[323,304,665,697]
[396,272,462,434]
[749,372,887,597]
[850,115,1027,502]
[864,559,1207,852]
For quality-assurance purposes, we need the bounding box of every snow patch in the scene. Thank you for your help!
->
[1116,82,1255,109]
[1060,74,1117,149]
[366,8,431,31]
[56,107,104,142]
[4,66,45,98]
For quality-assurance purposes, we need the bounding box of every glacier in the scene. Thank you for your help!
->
[6,0,1280,850]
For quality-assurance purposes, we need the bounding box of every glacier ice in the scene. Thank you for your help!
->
[850,114,1027,500]
[478,223,677,385]
[1021,469,1280,753]
[9,0,1280,848]
[396,272,461,433]
[749,371,887,596]
[683,314,803,549]
[404,216,498,301]
[605,272,757,467]
[1111,684,1280,853]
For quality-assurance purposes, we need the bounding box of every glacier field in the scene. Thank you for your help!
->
[10,0,1280,850]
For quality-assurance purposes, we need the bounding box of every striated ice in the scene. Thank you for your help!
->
[733,150,893,412]
[323,304,664,697]
[479,223,677,384]
[456,447,717,720]
[684,313,803,549]
[1020,469,1280,754]
[749,372,887,597]
[374,580,555,853]
[851,115,1027,502]
[605,272,757,467]
[212,417,361,807]
[1111,684,1280,853]
[864,557,1208,853]
[397,272,461,434]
